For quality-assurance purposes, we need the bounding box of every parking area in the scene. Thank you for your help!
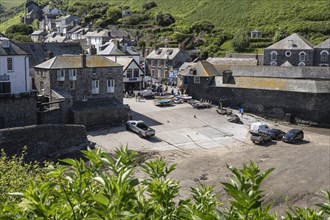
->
[87,97,330,215]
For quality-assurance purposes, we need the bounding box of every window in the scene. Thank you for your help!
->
[270,51,277,61]
[320,50,329,63]
[285,51,292,57]
[69,69,77,80]
[126,69,133,78]
[57,70,65,81]
[7,58,13,71]
[299,52,306,62]
[298,62,305,66]
[92,80,99,94]
[194,76,200,84]
[39,81,45,94]
[133,69,139,77]
[107,79,115,93]
[0,82,11,94]
[270,61,277,66]
[70,81,75,90]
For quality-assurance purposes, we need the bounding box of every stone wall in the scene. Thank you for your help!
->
[0,92,37,129]
[0,124,89,162]
[187,77,330,126]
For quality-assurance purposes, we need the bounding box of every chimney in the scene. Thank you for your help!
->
[47,50,54,60]
[179,43,185,51]
[81,51,86,68]
[90,45,96,55]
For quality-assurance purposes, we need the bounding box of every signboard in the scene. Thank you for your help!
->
[128,77,137,81]
[0,74,9,81]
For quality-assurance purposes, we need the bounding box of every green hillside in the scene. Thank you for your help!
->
[1,0,329,56]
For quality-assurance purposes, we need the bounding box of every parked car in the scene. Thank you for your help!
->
[282,129,304,143]
[267,128,285,140]
[250,122,269,134]
[250,132,272,145]
[126,120,155,138]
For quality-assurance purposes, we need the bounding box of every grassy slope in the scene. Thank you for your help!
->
[1,0,329,43]
[1,0,23,10]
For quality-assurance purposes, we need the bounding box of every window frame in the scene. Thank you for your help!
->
[194,76,200,84]
[107,79,115,93]
[270,51,277,61]
[7,57,13,72]
[299,51,306,62]
[57,69,65,81]
[92,80,99,94]
[320,50,329,63]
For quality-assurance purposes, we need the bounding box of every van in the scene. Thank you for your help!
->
[250,122,269,134]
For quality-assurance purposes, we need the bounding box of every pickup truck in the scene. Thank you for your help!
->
[250,132,272,145]
[126,120,155,138]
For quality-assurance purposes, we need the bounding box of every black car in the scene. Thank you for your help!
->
[282,129,304,143]
[267,128,285,140]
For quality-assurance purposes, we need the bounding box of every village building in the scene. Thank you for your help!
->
[24,0,43,25]
[264,33,314,66]
[34,54,128,127]
[0,35,36,128]
[313,38,330,67]
[31,30,48,42]
[40,4,62,31]
[146,47,192,80]
[250,30,262,38]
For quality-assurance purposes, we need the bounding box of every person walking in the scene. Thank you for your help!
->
[239,107,244,117]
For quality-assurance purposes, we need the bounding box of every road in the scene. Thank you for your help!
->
[87,97,330,216]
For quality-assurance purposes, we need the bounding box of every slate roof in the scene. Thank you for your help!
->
[35,55,122,69]
[0,34,28,56]
[85,30,110,37]
[281,61,293,67]
[179,61,219,77]
[113,57,144,72]
[314,38,330,49]
[266,33,314,50]
[207,57,258,66]
[18,42,82,67]
[146,48,181,60]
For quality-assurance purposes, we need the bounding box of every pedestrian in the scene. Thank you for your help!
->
[239,107,244,117]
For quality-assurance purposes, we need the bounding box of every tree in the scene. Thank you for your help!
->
[142,1,157,10]
[156,12,175,27]
[190,20,215,34]
[6,24,33,36]
[232,30,250,52]
[106,7,122,24]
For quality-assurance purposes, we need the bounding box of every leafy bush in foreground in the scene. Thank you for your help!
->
[0,147,328,219]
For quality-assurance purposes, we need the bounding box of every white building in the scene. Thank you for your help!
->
[0,36,30,94]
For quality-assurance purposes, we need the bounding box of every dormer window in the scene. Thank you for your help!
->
[320,50,329,63]
[270,51,277,61]
[0,38,10,48]
[299,52,306,62]
[156,49,162,55]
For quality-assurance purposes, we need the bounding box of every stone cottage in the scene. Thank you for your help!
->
[34,54,128,127]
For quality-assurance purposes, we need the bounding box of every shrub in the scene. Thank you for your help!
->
[6,24,33,35]
[0,147,328,219]
[191,20,215,34]
[232,30,250,52]
[106,7,122,24]
[142,1,157,10]
[156,12,175,27]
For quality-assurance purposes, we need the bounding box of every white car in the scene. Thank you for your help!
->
[126,120,155,138]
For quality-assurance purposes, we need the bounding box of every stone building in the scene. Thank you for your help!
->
[264,33,330,67]
[24,0,43,25]
[146,47,192,80]
[313,38,330,67]
[264,33,314,66]
[34,54,128,127]
[184,64,330,126]
[0,34,36,128]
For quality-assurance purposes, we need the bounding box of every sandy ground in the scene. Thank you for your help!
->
[87,97,330,216]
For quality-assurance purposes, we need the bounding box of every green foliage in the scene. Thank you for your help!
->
[106,7,122,24]
[119,14,148,25]
[156,12,175,27]
[0,148,46,203]
[0,147,329,219]
[190,20,215,34]
[232,30,250,52]
[142,1,157,10]
[6,23,33,35]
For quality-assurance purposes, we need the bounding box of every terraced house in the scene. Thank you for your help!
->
[34,54,128,127]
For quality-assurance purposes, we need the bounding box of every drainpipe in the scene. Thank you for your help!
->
[24,56,28,92]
